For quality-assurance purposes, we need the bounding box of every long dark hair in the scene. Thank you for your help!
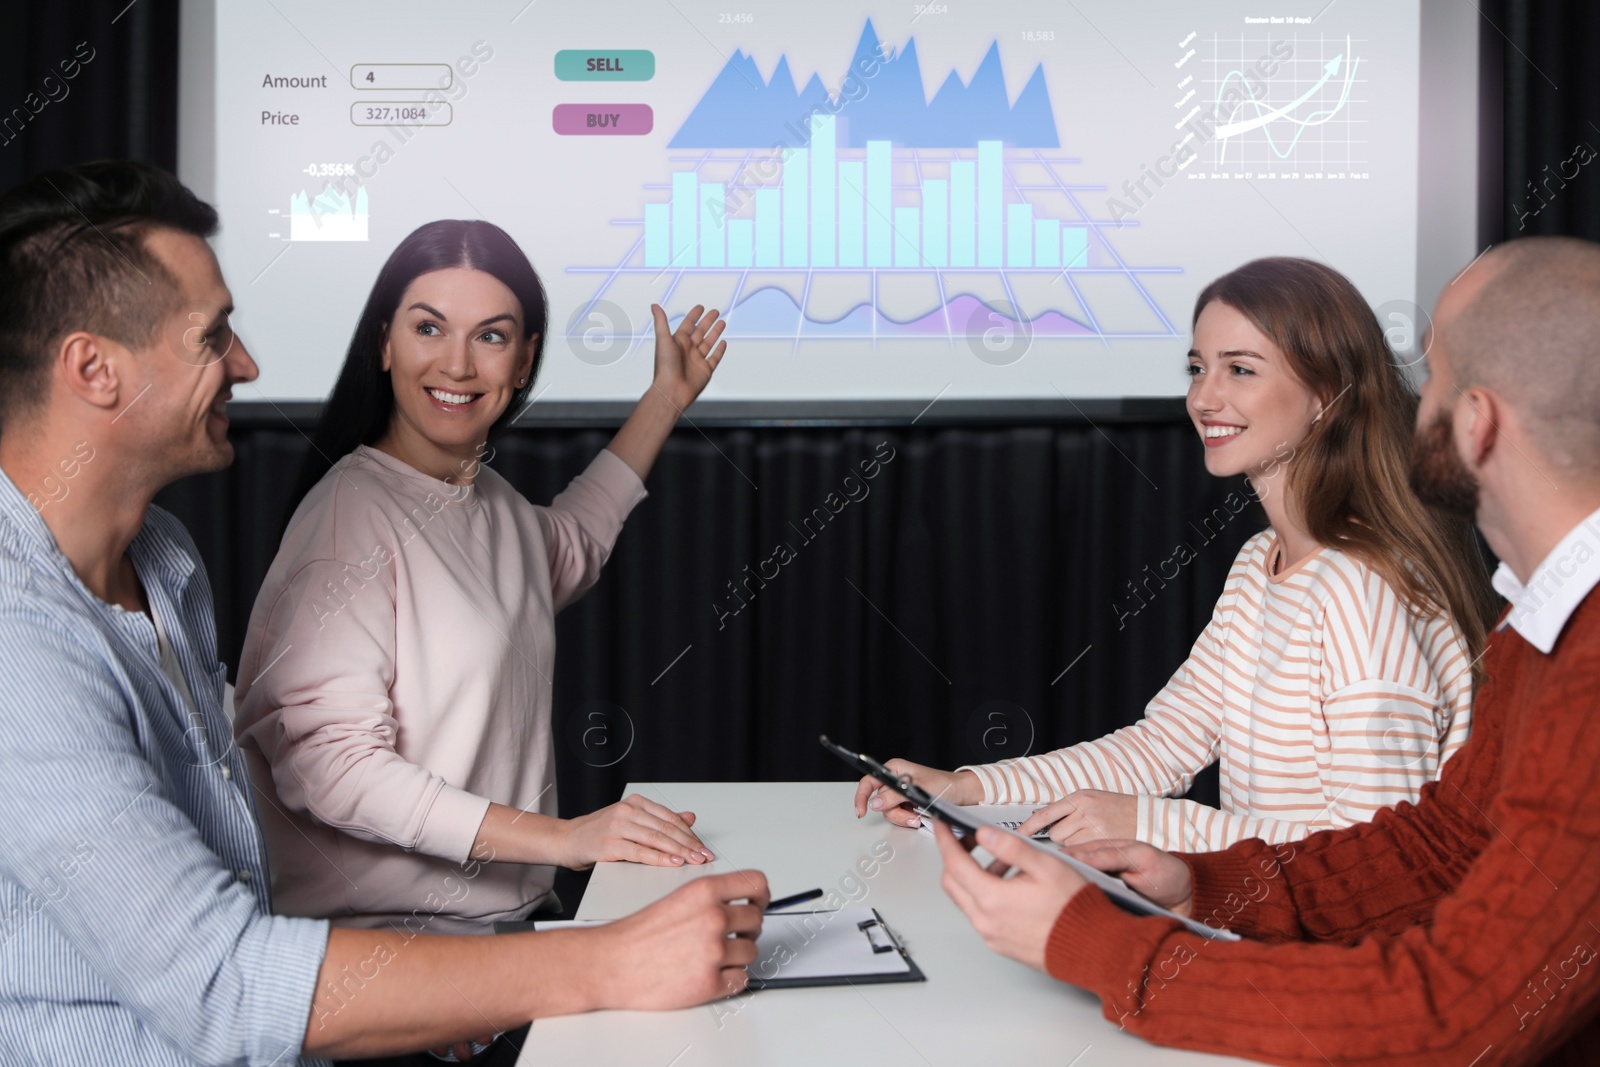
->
[284,219,547,529]
[1194,257,1498,682]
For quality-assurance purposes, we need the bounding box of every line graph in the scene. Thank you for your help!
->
[1206,33,1368,175]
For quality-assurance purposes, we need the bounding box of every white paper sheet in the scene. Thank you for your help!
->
[535,907,912,981]
[915,803,1045,836]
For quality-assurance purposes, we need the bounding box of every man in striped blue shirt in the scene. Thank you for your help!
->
[0,161,768,1065]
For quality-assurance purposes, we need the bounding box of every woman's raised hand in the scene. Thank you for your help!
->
[650,303,727,412]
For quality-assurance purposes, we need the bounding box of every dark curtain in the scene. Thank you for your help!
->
[0,1,176,193]
[159,420,1254,821]
[1498,1,1600,240]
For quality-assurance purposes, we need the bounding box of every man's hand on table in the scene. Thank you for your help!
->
[588,870,770,1009]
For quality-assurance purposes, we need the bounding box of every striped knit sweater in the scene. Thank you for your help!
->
[961,530,1474,850]
[1044,589,1600,1066]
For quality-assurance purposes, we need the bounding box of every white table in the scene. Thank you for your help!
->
[515,782,1256,1066]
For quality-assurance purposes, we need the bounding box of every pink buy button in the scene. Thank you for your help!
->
[552,104,653,135]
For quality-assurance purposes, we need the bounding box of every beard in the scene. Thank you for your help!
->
[1409,408,1480,517]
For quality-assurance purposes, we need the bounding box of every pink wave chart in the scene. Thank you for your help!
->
[709,287,1095,338]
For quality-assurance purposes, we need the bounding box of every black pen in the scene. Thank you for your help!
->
[765,887,823,912]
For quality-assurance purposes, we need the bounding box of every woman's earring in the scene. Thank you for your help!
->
[518,377,527,386]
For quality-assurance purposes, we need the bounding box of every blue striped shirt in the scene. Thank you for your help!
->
[0,467,330,1066]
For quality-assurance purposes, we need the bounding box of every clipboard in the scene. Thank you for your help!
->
[744,907,925,989]
[519,907,926,989]
[823,734,1241,942]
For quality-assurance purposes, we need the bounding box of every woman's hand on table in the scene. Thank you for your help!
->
[1015,789,1138,845]
[852,760,983,827]
[557,793,714,869]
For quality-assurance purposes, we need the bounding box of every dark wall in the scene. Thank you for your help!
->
[0,1,176,194]
[1499,1,1600,239]
[6,0,1600,829]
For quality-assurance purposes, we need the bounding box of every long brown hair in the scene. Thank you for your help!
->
[1195,257,1498,683]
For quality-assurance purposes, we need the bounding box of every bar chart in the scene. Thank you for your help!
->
[571,19,1181,348]
[644,116,1091,273]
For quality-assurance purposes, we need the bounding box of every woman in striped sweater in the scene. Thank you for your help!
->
[854,257,1499,853]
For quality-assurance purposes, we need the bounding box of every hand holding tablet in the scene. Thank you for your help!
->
[821,735,1239,942]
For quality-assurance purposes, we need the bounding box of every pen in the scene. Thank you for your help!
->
[765,887,823,912]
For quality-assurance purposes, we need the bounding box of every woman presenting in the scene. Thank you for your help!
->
[235,219,725,942]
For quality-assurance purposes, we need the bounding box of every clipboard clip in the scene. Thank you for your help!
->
[857,916,906,955]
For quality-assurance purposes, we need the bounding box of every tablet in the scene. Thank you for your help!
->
[822,735,1240,942]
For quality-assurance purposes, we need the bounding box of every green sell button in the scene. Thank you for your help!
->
[555,50,654,81]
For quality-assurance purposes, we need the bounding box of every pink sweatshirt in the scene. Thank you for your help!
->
[233,444,646,935]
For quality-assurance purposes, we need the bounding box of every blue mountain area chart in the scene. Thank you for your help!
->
[566,21,1182,352]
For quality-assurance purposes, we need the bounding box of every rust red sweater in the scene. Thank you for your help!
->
[1045,591,1600,1066]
